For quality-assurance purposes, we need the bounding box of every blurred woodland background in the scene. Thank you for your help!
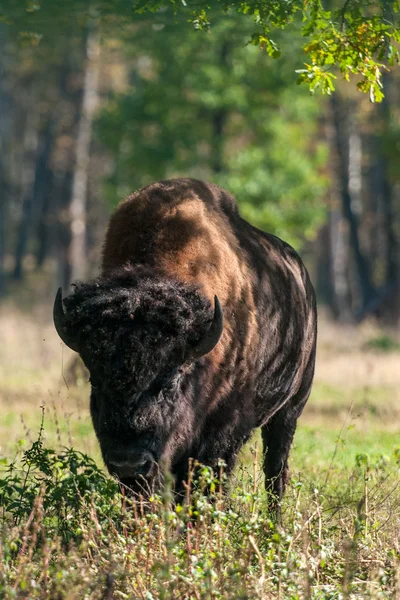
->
[1,8,400,596]
[0,3,399,326]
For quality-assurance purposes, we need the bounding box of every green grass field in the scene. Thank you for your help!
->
[1,305,399,598]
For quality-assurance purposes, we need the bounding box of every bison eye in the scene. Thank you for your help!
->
[165,372,180,390]
[149,370,179,396]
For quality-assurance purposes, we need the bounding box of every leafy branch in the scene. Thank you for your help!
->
[1,0,399,99]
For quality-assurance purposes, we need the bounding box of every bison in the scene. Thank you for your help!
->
[54,178,317,506]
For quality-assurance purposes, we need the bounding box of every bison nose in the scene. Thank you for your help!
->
[108,450,154,478]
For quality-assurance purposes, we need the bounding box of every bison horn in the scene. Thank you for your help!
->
[187,295,224,360]
[53,288,80,352]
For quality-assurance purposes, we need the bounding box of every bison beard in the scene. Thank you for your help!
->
[53,178,317,510]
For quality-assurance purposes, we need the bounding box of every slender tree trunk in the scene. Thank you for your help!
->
[32,118,54,231]
[211,110,226,174]
[52,57,83,291]
[210,41,229,175]
[0,26,11,296]
[315,221,336,312]
[35,146,54,270]
[35,168,53,269]
[13,100,40,280]
[13,115,55,277]
[0,178,6,296]
[366,131,382,282]
[330,95,376,319]
[30,115,55,269]
[55,169,74,291]
[323,106,351,321]
[330,203,352,321]
[379,76,400,324]
[68,17,100,284]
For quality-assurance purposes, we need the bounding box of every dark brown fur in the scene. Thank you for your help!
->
[62,178,317,506]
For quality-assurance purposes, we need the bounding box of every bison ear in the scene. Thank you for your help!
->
[186,295,223,360]
[53,288,80,353]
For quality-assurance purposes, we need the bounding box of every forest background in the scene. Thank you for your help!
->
[1,1,399,323]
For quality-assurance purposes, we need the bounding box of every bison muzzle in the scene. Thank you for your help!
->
[53,178,317,506]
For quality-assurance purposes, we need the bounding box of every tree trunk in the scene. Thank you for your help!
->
[211,110,226,174]
[315,220,336,314]
[54,169,74,291]
[13,101,40,280]
[0,27,11,295]
[13,115,55,277]
[323,104,352,321]
[0,177,6,296]
[330,203,352,321]
[210,41,230,175]
[330,95,376,319]
[51,57,83,291]
[35,169,53,269]
[379,75,400,324]
[68,17,100,284]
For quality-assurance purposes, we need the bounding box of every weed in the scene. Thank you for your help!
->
[364,334,400,353]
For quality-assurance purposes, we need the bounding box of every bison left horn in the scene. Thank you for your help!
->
[187,295,224,360]
[53,288,80,352]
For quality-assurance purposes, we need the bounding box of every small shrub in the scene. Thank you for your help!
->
[0,416,119,545]
[364,333,400,353]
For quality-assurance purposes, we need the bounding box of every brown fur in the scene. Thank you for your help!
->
[102,180,260,375]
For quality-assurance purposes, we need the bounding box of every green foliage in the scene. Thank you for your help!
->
[364,332,400,352]
[97,14,328,246]
[296,0,400,102]
[0,414,119,545]
[1,1,399,99]
[137,0,400,100]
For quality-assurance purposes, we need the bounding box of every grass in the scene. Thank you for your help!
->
[1,422,399,599]
[0,304,400,598]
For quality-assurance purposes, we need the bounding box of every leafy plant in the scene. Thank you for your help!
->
[0,411,119,545]
[1,1,399,99]
[365,333,400,352]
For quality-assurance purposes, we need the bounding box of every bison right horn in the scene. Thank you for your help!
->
[187,295,223,360]
[53,288,80,353]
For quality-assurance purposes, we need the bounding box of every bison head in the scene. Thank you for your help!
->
[53,267,223,494]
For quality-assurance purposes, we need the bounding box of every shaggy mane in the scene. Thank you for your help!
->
[62,265,214,389]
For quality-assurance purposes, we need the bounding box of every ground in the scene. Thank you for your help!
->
[0,301,399,598]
